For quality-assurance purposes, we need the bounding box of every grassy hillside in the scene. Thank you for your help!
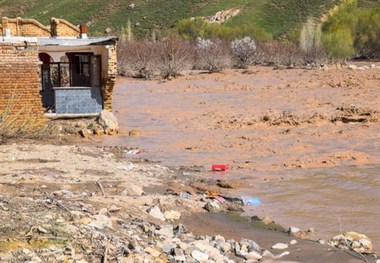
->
[0,0,378,38]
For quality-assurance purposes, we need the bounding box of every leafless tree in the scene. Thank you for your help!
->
[156,34,194,78]
[194,38,232,72]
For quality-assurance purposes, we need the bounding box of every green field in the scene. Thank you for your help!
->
[0,0,378,38]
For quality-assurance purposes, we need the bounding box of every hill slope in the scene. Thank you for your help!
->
[0,0,378,37]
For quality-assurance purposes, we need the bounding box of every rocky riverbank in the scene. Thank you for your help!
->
[0,142,378,262]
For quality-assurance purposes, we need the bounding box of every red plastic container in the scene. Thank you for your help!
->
[211,164,230,171]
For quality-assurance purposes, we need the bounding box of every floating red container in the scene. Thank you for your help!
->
[211,164,230,171]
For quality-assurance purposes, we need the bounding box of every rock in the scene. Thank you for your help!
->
[213,235,225,242]
[31,256,42,263]
[288,227,301,235]
[97,110,119,134]
[118,163,136,171]
[129,130,141,137]
[88,214,112,229]
[80,217,92,225]
[275,251,290,259]
[216,179,242,189]
[240,238,261,252]
[262,250,274,258]
[344,231,369,241]
[288,226,314,239]
[220,242,232,253]
[156,225,174,238]
[37,226,48,234]
[205,8,240,24]
[332,234,345,241]
[261,216,273,225]
[245,251,262,260]
[174,255,186,262]
[348,64,357,70]
[52,189,74,198]
[164,210,181,221]
[174,248,184,256]
[98,208,108,215]
[162,243,177,254]
[78,129,89,138]
[144,247,161,257]
[109,204,121,212]
[359,238,372,251]
[147,205,166,221]
[271,243,288,250]
[204,199,221,213]
[121,184,144,196]
[90,122,105,135]
[191,250,209,261]
[289,239,298,245]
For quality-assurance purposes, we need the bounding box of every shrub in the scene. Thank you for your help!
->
[259,41,304,67]
[231,37,258,68]
[322,28,354,60]
[321,0,380,59]
[354,6,380,58]
[300,17,326,64]
[157,34,194,78]
[0,94,36,141]
[117,39,159,79]
[176,17,272,42]
[195,38,232,72]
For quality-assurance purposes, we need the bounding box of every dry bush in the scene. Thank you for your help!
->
[157,34,194,78]
[117,38,160,79]
[0,94,37,141]
[258,41,304,67]
[195,38,232,72]
[231,37,259,68]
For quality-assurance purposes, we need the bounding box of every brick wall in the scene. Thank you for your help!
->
[0,42,46,130]
[102,44,117,111]
[1,17,80,38]
[1,17,50,37]
[50,18,80,37]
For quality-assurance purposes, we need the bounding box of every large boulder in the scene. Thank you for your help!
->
[97,110,119,135]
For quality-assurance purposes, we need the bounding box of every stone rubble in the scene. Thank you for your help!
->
[0,143,378,262]
[328,231,374,254]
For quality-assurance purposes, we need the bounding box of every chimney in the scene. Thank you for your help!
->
[5,28,11,37]
[80,24,88,39]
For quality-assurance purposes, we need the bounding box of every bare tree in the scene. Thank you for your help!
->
[117,39,160,79]
[157,34,194,79]
[195,38,232,72]
[231,37,258,68]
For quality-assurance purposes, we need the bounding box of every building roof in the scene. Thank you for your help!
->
[37,36,117,46]
[1,36,38,43]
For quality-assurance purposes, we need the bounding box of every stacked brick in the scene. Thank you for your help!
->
[103,44,118,111]
[50,18,80,37]
[0,17,80,38]
[0,18,50,37]
[0,42,46,130]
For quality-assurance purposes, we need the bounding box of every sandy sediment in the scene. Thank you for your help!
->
[0,143,376,262]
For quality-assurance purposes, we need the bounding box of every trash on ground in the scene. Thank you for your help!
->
[242,196,261,206]
[211,164,230,171]
[180,192,192,199]
[124,149,141,155]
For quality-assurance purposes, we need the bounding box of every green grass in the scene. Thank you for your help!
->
[0,0,377,38]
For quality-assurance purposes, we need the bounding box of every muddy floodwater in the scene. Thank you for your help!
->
[101,66,380,252]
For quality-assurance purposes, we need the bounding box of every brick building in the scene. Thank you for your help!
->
[0,17,117,130]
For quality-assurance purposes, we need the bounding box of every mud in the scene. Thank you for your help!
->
[100,65,380,252]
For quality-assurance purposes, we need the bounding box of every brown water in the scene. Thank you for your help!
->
[101,68,380,252]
